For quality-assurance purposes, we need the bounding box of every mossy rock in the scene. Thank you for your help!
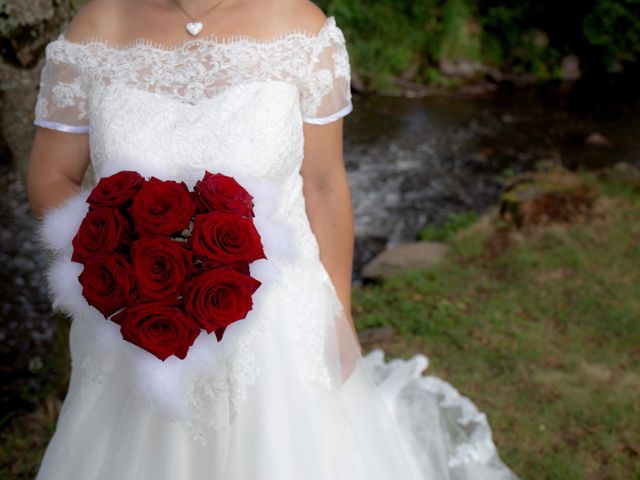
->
[499,167,598,228]
[0,0,74,68]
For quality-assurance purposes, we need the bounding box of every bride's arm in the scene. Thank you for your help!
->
[27,128,90,218]
[27,0,120,217]
[301,119,358,342]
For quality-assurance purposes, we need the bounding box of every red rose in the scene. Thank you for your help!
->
[112,301,201,361]
[130,237,193,303]
[189,212,266,266]
[87,171,145,209]
[129,177,196,236]
[182,267,261,338]
[78,253,135,317]
[71,207,133,263]
[191,257,251,278]
[193,171,254,216]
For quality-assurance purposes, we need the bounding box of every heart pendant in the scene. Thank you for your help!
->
[185,21,203,36]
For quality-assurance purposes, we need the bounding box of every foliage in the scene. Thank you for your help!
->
[476,0,640,72]
[477,4,559,78]
[583,0,640,65]
[319,0,640,89]
[438,0,481,61]
[324,0,441,92]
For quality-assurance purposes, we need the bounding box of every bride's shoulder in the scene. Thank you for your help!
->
[265,0,328,37]
[63,0,127,43]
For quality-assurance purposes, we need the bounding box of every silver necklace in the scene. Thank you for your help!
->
[173,0,224,36]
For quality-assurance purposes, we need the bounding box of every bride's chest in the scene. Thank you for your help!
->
[81,45,312,183]
[88,80,305,183]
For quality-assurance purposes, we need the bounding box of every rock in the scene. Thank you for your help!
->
[361,241,450,281]
[458,82,498,96]
[353,236,388,281]
[531,29,550,50]
[585,132,611,147]
[533,152,563,172]
[499,167,598,228]
[439,58,485,79]
[0,0,75,174]
[0,0,76,68]
[392,77,436,98]
[607,62,624,74]
[561,54,582,81]
[485,66,504,83]
[499,72,537,87]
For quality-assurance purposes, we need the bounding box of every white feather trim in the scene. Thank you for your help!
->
[125,342,191,421]
[46,257,86,316]
[124,328,229,421]
[38,190,90,254]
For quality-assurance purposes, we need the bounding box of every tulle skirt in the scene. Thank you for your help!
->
[35,250,520,480]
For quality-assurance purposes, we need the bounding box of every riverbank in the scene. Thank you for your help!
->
[352,168,640,478]
[2,167,638,478]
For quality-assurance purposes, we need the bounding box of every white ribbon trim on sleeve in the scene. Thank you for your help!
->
[34,118,89,134]
[303,102,353,125]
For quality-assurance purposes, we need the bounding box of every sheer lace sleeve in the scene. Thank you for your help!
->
[34,37,90,134]
[300,17,353,125]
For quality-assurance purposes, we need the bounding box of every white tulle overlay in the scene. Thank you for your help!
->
[33,15,519,480]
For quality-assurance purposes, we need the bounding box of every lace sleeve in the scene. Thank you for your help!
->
[300,18,353,125]
[34,38,90,134]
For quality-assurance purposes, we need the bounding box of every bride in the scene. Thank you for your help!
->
[27,0,520,478]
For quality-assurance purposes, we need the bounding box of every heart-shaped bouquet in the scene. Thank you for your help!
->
[70,170,266,361]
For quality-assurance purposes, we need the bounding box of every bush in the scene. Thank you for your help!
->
[322,0,640,88]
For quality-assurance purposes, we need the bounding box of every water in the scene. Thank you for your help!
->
[1,73,639,418]
[0,167,57,423]
[346,72,640,273]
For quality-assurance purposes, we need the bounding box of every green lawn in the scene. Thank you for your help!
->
[1,170,639,479]
[352,171,640,479]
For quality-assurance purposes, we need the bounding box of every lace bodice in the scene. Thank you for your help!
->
[34,15,352,131]
[34,15,352,188]
[34,15,355,441]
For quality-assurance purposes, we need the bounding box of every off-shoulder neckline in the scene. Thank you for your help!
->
[55,15,338,52]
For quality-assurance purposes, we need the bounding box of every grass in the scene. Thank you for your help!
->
[353,170,640,479]
[418,209,479,242]
[1,170,639,479]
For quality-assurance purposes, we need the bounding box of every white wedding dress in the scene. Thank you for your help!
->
[32,15,519,480]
